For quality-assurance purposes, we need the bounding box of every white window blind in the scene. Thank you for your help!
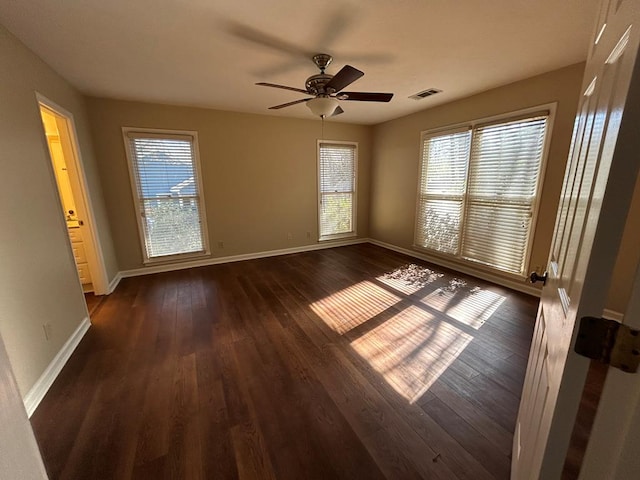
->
[125,131,208,262]
[319,142,357,239]
[415,129,471,254]
[415,114,548,275]
[463,116,548,273]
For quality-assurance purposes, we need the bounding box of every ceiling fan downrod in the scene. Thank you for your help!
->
[312,53,333,73]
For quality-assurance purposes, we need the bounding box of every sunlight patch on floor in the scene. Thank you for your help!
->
[310,281,401,334]
[419,283,506,329]
[377,263,444,295]
[350,305,473,403]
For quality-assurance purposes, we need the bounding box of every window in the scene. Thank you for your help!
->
[318,141,357,240]
[123,128,209,263]
[415,112,550,276]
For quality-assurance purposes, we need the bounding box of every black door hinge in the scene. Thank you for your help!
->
[575,316,640,373]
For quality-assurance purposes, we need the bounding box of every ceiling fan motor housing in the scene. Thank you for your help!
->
[305,74,333,95]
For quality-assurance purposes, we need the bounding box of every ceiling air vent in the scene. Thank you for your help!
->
[409,88,442,100]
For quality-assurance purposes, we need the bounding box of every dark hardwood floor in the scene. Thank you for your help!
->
[562,361,608,479]
[31,244,539,479]
[84,292,105,316]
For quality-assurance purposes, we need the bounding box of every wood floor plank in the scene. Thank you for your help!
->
[195,378,239,480]
[164,353,200,479]
[421,397,512,479]
[31,244,540,479]
[230,421,277,480]
[428,380,514,456]
[439,368,521,433]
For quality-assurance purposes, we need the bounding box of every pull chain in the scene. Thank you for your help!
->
[321,115,325,140]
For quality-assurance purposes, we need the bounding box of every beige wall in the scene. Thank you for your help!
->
[369,63,585,284]
[0,334,47,478]
[0,24,117,396]
[86,98,373,271]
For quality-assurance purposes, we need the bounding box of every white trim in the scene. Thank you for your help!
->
[524,105,557,277]
[319,232,357,242]
[418,103,557,139]
[115,237,542,296]
[36,93,110,295]
[119,238,368,278]
[23,317,91,417]
[108,272,122,294]
[368,239,542,297]
[602,309,624,322]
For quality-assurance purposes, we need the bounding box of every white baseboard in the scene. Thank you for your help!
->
[23,317,91,417]
[114,237,540,297]
[119,238,368,279]
[368,239,542,297]
[111,235,625,318]
[107,272,122,294]
[602,309,624,322]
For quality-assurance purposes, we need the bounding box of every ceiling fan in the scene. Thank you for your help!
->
[256,54,393,117]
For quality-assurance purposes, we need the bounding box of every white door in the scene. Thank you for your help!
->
[512,0,640,478]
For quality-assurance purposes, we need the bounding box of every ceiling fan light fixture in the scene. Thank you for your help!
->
[306,97,339,117]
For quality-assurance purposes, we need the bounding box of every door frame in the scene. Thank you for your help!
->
[36,93,109,295]
[580,260,640,478]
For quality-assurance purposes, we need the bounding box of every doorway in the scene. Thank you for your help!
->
[38,97,108,306]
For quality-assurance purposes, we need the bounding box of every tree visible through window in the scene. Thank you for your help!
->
[415,113,549,275]
[318,142,357,240]
[124,130,208,262]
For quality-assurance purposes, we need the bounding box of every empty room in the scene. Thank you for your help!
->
[2,1,640,479]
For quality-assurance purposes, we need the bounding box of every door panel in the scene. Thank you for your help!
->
[512,0,640,478]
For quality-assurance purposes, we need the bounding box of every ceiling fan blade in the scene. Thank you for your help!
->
[331,106,344,117]
[316,11,352,49]
[256,82,309,94]
[338,92,394,102]
[227,22,313,59]
[337,52,394,64]
[254,59,305,78]
[324,65,364,93]
[268,98,313,110]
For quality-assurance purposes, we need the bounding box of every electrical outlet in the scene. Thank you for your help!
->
[287,232,293,240]
[43,323,53,341]
[306,231,311,239]
[218,241,224,249]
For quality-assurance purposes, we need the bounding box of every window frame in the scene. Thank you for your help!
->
[317,140,358,241]
[122,127,210,264]
[413,104,556,278]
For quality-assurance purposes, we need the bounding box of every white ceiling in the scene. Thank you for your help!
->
[0,0,601,125]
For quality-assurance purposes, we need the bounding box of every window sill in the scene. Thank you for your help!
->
[319,232,357,242]
[143,250,211,266]
[411,245,528,282]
